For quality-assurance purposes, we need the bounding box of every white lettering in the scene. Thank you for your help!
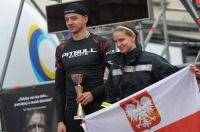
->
[82,49,88,55]
[90,48,97,53]
[62,48,97,59]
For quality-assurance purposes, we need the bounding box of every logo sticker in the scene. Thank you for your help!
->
[28,24,57,81]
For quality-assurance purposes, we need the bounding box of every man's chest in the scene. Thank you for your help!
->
[61,44,103,68]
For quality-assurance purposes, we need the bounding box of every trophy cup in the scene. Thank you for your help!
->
[71,74,85,120]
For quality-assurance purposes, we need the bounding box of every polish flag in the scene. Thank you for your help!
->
[82,66,200,132]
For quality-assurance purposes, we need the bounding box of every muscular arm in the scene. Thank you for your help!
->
[55,68,66,122]
[91,36,115,99]
[54,44,66,123]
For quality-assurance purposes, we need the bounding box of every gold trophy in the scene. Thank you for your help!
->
[71,74,85,120]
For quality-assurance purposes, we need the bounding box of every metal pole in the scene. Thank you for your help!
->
[185,0,200,21]
[137,21,145,49]
[170,41,200,46]
[195,50,200,62]
[30,0,46,20]
[160,43,169,57]
[144,6,166,49]
[195,28,200,62]
[170,41,200,62]
[166,7,187,12]
[160,0,170,62]
[0,0,25,91]
[180,0,200,27]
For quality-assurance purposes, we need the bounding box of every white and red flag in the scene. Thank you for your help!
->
[82,66,200,132]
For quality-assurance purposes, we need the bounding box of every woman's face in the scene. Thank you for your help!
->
[113,30,136,54]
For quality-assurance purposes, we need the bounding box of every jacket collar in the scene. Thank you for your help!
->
[125,44,142,64]
[111,44,142,68]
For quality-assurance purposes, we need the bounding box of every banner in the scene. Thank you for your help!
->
[0,82,57,132]
[82,66,200,132]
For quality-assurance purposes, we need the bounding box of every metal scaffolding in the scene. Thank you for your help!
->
[0,0,200,131]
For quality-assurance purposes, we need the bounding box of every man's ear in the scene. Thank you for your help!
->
[83,15,89,24]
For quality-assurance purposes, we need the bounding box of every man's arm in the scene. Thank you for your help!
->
[54,45,66,123]
[55,68,66,122]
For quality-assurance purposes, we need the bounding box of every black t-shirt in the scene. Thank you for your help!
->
[55,33,114,122]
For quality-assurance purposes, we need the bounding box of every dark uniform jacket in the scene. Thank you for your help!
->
[105,44,179,103]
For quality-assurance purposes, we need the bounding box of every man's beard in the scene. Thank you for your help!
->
[69,24,84,35]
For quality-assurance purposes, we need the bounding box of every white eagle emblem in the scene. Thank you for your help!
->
[125,96,156,129]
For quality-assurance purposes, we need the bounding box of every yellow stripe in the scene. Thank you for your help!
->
[40,59,55,79]
[101,102,112,108]
[28,24,40,45]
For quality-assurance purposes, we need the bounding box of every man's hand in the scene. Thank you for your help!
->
[58,122,66,132]
[76,92,94,105]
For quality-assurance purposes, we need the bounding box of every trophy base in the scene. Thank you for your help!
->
[74,115,85,120]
